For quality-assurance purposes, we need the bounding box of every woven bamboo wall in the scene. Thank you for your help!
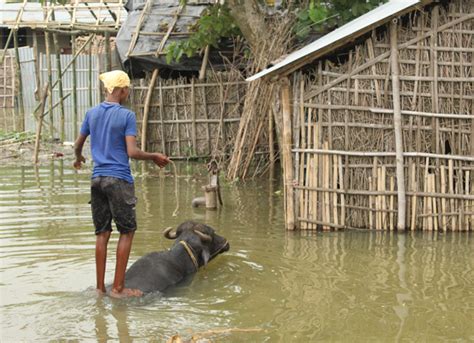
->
[131,72,247,159]
[294,0,473,231]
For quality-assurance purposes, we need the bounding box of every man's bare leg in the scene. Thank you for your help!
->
[96,230,111,294]
[110,231,143,298]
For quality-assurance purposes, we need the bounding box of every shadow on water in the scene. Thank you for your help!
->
[0,161,473,341]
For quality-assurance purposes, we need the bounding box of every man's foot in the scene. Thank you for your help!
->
[109,288,143,298]
[95,288,106,296]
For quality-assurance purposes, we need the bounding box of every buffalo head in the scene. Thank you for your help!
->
[163,221,229,267]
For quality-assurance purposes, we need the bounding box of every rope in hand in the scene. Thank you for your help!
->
[168,160,179,217]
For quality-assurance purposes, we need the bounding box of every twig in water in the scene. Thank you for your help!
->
[169,160,179,217]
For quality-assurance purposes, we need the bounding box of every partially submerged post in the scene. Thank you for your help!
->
[53,33,66,141]
[390,19,406,231]
[33,83,50,164]
[281,77,295,230]
[71,34,78,137]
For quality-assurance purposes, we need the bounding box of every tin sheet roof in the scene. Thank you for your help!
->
[247,0,428,81]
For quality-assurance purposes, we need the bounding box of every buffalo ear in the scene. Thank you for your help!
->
[201,249,210,266]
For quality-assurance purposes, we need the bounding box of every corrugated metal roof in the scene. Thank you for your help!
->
[247,0,428,81]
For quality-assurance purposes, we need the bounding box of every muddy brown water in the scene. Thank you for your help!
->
[0,161,473,341]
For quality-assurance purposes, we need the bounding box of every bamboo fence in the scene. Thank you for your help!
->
[292,0,473,231]
[131,71,248,159]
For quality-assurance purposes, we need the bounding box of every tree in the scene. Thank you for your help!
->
[166,0,388,63]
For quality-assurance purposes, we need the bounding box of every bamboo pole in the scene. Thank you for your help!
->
[410,162,417,230]
[141,68,159,152]
[430,6,440,155]
[198,45,209,81]
[448,159,455,230]
[427,174,433,231]
[440,164,447,230]
[88,44,93,107]
[126,0,151,57]
[333,155,339,227]
[432,174,438,231]
[269,107,275,166]
[313,122,319,230]
[390,20,406,230]
[382,166,387,230]
[71,33,78,138]
[32,30,41,102]
[191,78,197,155]
[369,176,374,229]
[13,29,25,131]
[105,31,111,71]
[338,155,345,228]
[33,83,50,164]
[158,81,166,154]
[53,33,65,141]
[44,32,54,137]
[324,142,330,230]
[200,85,211,155]
[466,171,470,231]
[281,77,295,230]
[390,176,395,230]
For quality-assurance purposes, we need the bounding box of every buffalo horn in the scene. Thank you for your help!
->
[163,227,177,239]
[194,230,212,242]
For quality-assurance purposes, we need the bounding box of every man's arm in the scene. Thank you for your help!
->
[125,136,169,168]
[74,134,87,169]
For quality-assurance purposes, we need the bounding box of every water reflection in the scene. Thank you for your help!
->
[0,163,473,341]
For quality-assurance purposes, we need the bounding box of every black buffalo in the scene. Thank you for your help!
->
[123,221,229,294]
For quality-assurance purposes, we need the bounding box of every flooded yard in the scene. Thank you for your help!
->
[0,162,473,341]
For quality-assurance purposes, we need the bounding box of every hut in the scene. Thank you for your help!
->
[116,0,248,159]
[248,0,473,231]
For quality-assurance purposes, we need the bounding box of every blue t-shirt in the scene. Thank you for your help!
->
[80,102,137,183]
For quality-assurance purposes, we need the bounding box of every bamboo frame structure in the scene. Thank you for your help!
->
[290,0,473,231]
[131,72,247,160]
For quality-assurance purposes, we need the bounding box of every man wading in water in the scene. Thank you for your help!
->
[73,70,169,298]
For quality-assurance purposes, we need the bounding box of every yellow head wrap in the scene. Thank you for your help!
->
[99,70,131,93]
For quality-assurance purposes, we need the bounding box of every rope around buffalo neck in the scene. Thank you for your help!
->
[179,240,199,271]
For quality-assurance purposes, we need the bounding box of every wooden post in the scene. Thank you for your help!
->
[71,34,78,138]
[88,43,93,107]
[198,45,209,81]
[191,78,197,155]
[33,83,50,164]
[281,77,295,230]
[158,81,166,154]
[105,32,112,71]
[44,32,55,137]
[141,68,159,152]
[390,20,407,231]
[13,29,25,131]
[32,30,41,102]
[53,33,65,141]
[269,108,275,165]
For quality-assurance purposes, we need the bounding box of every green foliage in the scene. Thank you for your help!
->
[294,0,388,40]
[166,4,240,64]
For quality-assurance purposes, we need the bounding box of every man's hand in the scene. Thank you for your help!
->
[152,153,170,168]
[74,155,86,169]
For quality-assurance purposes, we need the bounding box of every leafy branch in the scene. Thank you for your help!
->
[166,4,240,64]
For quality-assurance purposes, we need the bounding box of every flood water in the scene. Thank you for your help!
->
[1,162,473,342]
